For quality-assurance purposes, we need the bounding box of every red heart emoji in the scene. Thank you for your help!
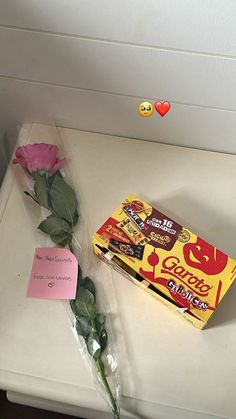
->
[155,101,171,117]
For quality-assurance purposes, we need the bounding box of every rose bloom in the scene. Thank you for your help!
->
[13,143,65,175]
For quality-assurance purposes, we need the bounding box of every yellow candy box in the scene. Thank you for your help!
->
[92,194,236,329]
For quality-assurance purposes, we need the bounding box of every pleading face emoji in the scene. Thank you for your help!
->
[138,102,154,117]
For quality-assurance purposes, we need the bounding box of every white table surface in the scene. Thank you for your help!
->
[0,123,236,419]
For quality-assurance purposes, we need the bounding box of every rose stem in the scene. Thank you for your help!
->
[95,355,120,419]
[69,242,120,419]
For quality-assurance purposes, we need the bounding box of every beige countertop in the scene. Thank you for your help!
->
[0,123,235,419]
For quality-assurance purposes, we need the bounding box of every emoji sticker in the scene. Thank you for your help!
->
[138,102,154,117]
[155,101,171,117]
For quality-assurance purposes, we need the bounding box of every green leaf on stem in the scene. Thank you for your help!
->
[79,276,96,299]
[34,171,49,208]
[100,329,108,352]
[48,170,63,186]
[94,313,107,352]
[70,299,76,313]
[74,288,96,320]
[38,215,72,246]
[49,174,78,225]
[95,313,105,325]
[38,215,71,236]
[75,319,83,336]
[86,331,101,359]
[50,232,72,247]
[73,209,79,226]
[76,316,92,336]
[95,313,105,335]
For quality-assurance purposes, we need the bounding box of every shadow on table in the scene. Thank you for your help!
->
[0,391,83,419]
[205,280,236,329]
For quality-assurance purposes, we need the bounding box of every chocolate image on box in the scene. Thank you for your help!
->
[108,239,145,260]
[117,218,149,245]
[123,205,148,232]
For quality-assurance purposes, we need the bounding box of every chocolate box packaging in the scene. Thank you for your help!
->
[92,194,236,329]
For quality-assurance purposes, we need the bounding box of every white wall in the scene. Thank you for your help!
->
[0,1,236,153]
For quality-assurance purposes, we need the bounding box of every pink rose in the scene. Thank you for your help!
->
[13,143,65,175]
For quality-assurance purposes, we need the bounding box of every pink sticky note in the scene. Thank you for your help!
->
[27,248,78,299]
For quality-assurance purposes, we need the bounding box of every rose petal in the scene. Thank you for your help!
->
[13,143,65,174]
[50,158,66,174]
